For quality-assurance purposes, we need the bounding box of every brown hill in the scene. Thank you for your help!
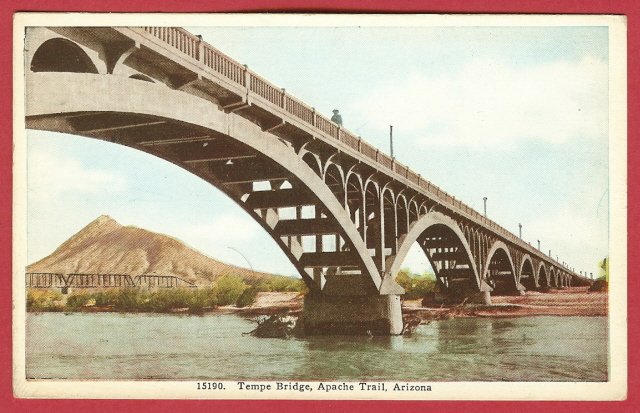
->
[27,215,282,285]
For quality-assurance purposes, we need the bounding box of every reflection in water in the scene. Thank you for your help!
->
[26,313,608,382]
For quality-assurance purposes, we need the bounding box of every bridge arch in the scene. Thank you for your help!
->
[408,198,420,226]
[301,151,322,178]
[345,170,364,238]
[381,185,397,256]
[560,271,567,288]
[418,202,429,216]
[26,72,385,293]
[395,193,409,237]
[324,162,346,207]
[519,254,536,290]
[31,38,99,74]
[364,179,382,267]
[483,241,518,295]
[549,267,557,288]
[537,263,549,289]
[386,211,481,293]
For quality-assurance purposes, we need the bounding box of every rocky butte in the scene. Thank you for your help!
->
[27,215,279,285]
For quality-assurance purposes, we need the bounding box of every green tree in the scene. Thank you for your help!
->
[395,269,437,300]
[598,256,609,282]
[212,274,249,306]
[257,276,306,292]
[236,287,258,308]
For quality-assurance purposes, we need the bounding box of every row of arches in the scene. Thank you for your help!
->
[298,149,572,296]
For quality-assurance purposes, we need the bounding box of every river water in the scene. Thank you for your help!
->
[25,312,608,381]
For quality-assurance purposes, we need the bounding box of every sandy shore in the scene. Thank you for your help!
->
[403,286,607,320]
[222,287,607,319]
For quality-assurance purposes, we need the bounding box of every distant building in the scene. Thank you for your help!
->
[331,109,343,126]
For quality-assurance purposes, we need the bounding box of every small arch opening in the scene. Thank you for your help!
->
[408,200,419,226]
[302,152,322,177]
[538,265,549,290]
[485,247,517,295]
[31,38,98,73]
[418,223,477,301]
[382,189,397,256]
[129,73,155,83]
[364,181,381,258]
[324,163,345,207]
[520,258,536,291]
[346,173,364,238]
[396,195,409,238]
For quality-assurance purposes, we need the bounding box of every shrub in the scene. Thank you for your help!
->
[212,274,249,306]
[236,287,258,308]
[65,292,92,311]
[111,288,148,312]
[257,276,306,292]
[396,269,437,300]
[26,289,64,312]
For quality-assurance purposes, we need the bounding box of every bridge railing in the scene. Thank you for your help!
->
[143,27,200,61]
[286,96,315,124]
[137,26,575,276]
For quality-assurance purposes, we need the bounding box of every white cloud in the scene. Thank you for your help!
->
[27,149,127,201]
[351,56,608,148]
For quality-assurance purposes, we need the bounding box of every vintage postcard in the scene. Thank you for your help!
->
[12,13,627,400]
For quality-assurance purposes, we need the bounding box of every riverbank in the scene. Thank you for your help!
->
[232,286,607,315]
[402,286,607,320]
[26,287,606,319]
[206,287,608,325]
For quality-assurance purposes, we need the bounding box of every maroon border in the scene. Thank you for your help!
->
[1,1,637,412]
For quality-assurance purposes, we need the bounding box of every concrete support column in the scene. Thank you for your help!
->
[468,282,492,305]
[302,293,403,336]
[376,199,385,271]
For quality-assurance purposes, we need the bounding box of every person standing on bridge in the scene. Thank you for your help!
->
[331,109,343,126]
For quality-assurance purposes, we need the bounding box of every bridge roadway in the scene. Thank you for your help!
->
[24,26,590,335]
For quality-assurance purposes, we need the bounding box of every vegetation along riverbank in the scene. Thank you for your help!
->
[27,274,304,315]
[27,270,607,321]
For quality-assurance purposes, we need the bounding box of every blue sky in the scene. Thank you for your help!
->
[26,24,609,277]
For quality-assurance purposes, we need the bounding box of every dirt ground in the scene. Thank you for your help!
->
[230,287,607,319]
[403,286,607,319]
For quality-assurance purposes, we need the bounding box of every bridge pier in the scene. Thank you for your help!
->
[302,293,403,336]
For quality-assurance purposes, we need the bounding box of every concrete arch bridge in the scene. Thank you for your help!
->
[24,26,590,334]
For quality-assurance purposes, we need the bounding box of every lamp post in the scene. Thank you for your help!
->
[483,197,487,217]
[389,125,394,159]
[518,223,522,238]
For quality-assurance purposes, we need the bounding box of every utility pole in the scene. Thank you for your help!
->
[483,197,487,217]
[389,125,394,158]
[518,223,522,238]
[537,240,541,250]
